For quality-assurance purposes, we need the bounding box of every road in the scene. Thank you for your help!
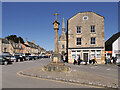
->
[2,58,96,88]
[65,63,118,80]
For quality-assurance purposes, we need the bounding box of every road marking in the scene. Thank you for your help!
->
[106,68,111,70]
[17,71,103,88]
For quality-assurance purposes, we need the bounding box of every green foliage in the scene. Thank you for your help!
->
[5,35,24,44]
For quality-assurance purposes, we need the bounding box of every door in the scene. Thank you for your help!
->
[83,53,88,62]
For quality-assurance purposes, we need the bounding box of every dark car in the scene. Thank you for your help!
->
[32,56,38,60]
[14,55,23,62]
[25,56,32,61]
[0,56,12,65]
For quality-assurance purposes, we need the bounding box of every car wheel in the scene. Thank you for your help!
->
[4,61,8,65]
[14,60,16,62]
[18,59,21,62]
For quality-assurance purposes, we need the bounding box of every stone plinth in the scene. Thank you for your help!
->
[42,62,71,72]
[52,53,61,63]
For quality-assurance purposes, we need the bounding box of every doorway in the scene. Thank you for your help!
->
[83,53,88,62]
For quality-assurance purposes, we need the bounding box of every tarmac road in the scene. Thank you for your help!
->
[2,58,96,88]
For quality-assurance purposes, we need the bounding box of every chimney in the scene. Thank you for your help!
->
[32,40,35,44]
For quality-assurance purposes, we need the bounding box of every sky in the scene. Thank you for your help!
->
[2,2,118,51]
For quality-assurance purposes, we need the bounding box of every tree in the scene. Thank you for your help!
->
[5,35,24,44]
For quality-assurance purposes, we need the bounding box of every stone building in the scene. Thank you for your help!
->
[24,38,38,56]
[21,43,31,54]
[0,38,10,53]
[59,18,67,55]
[9,40,23,55]
[67,11,105,64]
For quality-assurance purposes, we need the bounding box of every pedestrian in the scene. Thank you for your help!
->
[94,56,97,64]
[61,55,63,62]
[73,59,77,65]
[114,57,117,64]
[89,56,92,64]
[93,56,95,64]
[85,59,87,65]
[78,56,81,65]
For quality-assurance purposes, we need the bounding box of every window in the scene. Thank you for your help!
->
[91,25,95,32]
[62,45,64,49]
[83,16,88,20]
[77,26,81,33]
[91,50,95,59]
[96,50,101,59]
[77,38,81,45]
[91,37,96,44]
[72,51,76,59]
[4,43,7,47]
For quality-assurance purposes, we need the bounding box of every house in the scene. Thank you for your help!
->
[67,11,105,64]
[24,38,38,56]
[0,38,10,53]
[9,40,23,55]
[21,43,31,55]
[105,32,120,61]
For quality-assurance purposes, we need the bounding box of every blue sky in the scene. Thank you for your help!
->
[2,2,118,51]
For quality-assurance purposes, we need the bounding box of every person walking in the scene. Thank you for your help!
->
[78,56,81,65]
[94,56,97,64]
[93,56,95,64]
[114,57,117,64]
[89,56,92,64]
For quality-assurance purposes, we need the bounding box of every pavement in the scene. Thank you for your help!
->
[17,58,119,89]
[2,58,101,88]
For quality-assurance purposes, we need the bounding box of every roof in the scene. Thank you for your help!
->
[68,11,104,21]
[9,40,23,49]
[23,44,30,47]
[0,38,9,44]
[53,20,60,25]
[105,32,120,51]
[27,41,38,49]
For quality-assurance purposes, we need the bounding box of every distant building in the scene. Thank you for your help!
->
[0,38,10,53]
[21,43,31,54]
[9,40,23,55]
[105,32,120,60]
[24,38,38,56]
[59,18,67,55]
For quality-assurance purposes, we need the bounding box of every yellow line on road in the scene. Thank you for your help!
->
[17,71,104,88]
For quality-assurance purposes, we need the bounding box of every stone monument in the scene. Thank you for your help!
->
[52,12,61,63]
[42,13,70,72]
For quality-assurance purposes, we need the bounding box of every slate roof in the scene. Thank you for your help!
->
[0,38,9,44]
[27,41,38,49]
[9,40,23,49]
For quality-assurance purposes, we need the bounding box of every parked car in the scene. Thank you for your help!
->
[0,56,12,65]
[10,56,16,62]
[14,55,23,62]
[25,56,32,61]
[4,56,15,62]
